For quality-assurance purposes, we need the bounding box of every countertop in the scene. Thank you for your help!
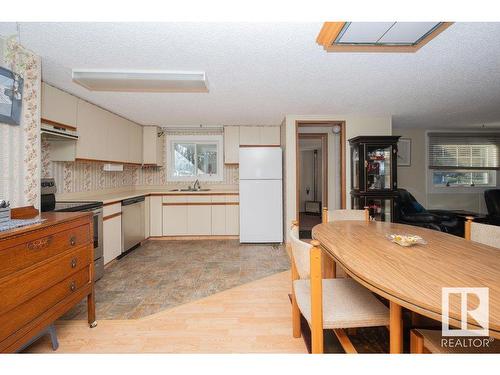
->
[57,188,240,205]
[0,211,91,241]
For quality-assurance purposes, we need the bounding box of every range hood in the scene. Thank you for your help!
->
[41,122,78,141]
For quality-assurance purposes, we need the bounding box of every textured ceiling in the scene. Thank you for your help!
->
[1,22,500,128]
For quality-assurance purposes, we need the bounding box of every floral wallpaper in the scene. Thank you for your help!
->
[42,128,239,194]
[0,37,41,208]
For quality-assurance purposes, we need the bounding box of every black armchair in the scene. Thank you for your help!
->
[484,189,500,225]
[394,189,462,236]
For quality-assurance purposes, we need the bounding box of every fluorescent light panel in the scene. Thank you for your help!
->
[335,22,442,46]
[72,70,209,93]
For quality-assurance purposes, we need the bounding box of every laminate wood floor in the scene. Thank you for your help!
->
[26,271,307,353]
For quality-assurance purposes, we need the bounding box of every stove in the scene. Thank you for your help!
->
[40,178,104,281]
[54,201,103,212]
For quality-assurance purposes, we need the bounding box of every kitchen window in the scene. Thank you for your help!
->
[167,135,223,181]
[428,133,499,189]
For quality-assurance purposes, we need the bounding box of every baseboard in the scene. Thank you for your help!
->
[148,235,240,240]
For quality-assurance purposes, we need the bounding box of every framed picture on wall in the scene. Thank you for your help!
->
[397,138,411,166]
[0,66,24,125]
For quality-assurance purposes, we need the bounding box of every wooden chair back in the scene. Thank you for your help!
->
[465,217,500,249]
[322,207,370,223]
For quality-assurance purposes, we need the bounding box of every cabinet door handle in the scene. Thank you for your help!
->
[70,281,76,292]
[27,236,52,251]
[71,258,77,268]
[70,236,76,246]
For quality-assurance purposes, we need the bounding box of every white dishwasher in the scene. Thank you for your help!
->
[121,196,145,254]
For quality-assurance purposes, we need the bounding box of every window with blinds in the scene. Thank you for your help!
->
[428,133,500,187]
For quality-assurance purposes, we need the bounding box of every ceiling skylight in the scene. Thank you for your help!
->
[317,22,453,53]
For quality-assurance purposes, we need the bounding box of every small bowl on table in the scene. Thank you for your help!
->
[386,234,427,247]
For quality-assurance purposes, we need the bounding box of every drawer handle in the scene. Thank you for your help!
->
[27,236,52,251]
[71,258,77,268]
[70,281,76,292]
[70,236,76,246]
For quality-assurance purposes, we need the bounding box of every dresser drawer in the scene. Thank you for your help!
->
[0,266,90,343]
[0,224,91,279]
[0,245,92,315]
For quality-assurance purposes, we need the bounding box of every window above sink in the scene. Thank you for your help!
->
[167,135,223,182]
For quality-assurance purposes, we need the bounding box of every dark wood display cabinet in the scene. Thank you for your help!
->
[349,136,401,222]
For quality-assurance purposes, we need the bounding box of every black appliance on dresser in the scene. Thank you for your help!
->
[349,136,400,222]
[40,178,104,281]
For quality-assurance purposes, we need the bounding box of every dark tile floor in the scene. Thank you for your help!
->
[62,239,290,320]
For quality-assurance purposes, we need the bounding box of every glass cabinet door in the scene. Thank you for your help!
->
[365,145,392,191]
[366,197,392,222]
[351,145,360,190]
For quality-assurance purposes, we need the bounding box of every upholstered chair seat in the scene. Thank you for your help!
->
[293,278,389,329]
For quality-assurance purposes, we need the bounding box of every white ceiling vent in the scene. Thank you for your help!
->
[72,70,209,93]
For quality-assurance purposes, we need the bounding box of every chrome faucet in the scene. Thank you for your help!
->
[193,179,201,191]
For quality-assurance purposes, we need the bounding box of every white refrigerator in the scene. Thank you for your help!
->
[239,147,283,243]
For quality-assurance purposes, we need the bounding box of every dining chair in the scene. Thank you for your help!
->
[322,207,369,224]
[465,216,500,247]
[410,329,500,353]
[409,218,500,354]
[290,221,390,353]
[321,207,369,279]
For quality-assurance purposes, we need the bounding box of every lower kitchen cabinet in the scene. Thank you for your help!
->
[211,204,226,235]
[188,205,212,235]
[225,204,239,235]
[163,206,188,235]
[149,196,163,237]
[161,194,239,236]
[103,216,121,264]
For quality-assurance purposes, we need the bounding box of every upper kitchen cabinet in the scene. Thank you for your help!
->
[127,120,143,164]
[75,99,143,164]
[75,99,108,160]
[239,126,280,146]
[259,126,281,145]
[223,126,239,164]
[143,126,165,166]
[41,82,78,128]
[239,126,260,146]
[225,126,280,164]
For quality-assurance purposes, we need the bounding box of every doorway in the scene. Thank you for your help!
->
[298,134,327,238]
[296,121,346,239]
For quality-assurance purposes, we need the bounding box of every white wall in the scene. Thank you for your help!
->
[284,115,392,240]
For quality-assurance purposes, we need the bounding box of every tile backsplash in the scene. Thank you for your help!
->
[41,128,239,194]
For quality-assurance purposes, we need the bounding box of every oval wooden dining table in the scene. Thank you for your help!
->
[312,220,500,353]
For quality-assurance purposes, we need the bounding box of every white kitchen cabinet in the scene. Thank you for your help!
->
[106,115,129,163]
[143,126,165,166]
[41,83,78,127]
[149,196,163,236]
[162,196,188,235]
[236,126,281,149]
[144,196,150,239]
[76,99,108,160]
[223,126,240,164]
[211,196,226,235]
[226,195,240,235]
[103,203,122,265]
[163,206,188,235]
[128,121,143,164]
[259,126,281,145]
[239,126,261,146]
[188,205,212,235]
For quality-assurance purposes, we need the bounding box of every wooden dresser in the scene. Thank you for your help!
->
[0,211,96,352]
